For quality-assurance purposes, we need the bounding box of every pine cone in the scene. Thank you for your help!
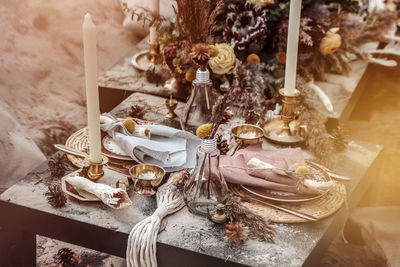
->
[77,166,90,179]
[56,248,75,267]
[129,105,146,119]
[224,221,249,245]
[45,184,67,208]
[216,135,229,155]
[190,43,212,68]
[48,154,70,177]
[245,110,260,125]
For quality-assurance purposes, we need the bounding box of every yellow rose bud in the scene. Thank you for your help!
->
[320,28,342,56]
[295,166,309,174]
[123,118,136,134]
[196,124,212,139]
[185,68,196,82]
[247,53,260,65]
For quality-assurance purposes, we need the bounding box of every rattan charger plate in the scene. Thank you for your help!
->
[229,182,346,223]
[64,127,136,174]
[65,127,89,169]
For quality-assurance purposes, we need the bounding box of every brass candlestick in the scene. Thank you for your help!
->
[165,97,178,119]
[85,155,109,181]
[131,43,160,72]
[149,43,160,66]
[263,89,308,145]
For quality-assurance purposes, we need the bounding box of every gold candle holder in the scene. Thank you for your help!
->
[85,155,109,181]
[149,43,160,67]
[263,89,308,145]
[165,97,178,119]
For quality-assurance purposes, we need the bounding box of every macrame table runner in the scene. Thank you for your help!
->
[126,179,185,267]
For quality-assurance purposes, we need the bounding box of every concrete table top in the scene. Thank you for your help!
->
[1,92,382,266]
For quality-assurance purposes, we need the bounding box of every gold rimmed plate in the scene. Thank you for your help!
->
[131,50,151,71]
[61,168,130,202]
[240,161,331,203]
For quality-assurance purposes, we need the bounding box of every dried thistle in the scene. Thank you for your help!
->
[224,221,249,245]
[190,43,212,69]
[216,134,229,155]
[45,184,67,208]
[56,248,75,267]
[225,196,274,242]
[209,0,270,56]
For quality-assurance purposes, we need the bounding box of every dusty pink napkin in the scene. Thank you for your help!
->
[219,143,319,195]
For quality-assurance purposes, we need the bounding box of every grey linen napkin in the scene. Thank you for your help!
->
[101,121,201,172]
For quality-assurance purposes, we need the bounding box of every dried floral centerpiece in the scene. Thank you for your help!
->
[124,0,399,164]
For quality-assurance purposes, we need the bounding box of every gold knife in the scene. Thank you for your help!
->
[241,196,318,222]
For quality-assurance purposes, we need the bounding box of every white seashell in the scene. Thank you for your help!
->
[308,82,334,113]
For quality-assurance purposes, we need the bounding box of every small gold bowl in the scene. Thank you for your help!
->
[231,124,265,145]
[129,164,165,196]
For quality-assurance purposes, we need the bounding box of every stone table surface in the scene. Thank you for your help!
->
[1,92,383,267]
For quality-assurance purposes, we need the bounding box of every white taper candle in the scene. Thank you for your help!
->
[150,0,160,44]
[284,0,302,96]
[83,13,102,163]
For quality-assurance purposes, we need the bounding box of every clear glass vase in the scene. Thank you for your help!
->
[183,138,229,216]
[185,68,213,126]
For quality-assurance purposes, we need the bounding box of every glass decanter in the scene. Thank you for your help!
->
[183,137,229,216]
[184,68,213,126]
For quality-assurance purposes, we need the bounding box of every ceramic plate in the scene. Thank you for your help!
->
[240,161,331,203]
[131,50,151,71]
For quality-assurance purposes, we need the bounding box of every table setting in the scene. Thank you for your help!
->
[1,0,397,266]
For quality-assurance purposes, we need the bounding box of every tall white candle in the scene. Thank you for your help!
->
[284,0,302,96]
[149,0,160,44]
[83,13,102,164]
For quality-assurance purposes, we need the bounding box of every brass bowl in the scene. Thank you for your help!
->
[231,124,265,145]
[129,164,165,196]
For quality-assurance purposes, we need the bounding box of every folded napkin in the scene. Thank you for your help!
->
[219,143,322,195]
[65,175,132,209]
[101,121,201,172]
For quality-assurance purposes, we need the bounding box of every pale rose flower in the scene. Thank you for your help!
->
[208,44,237,75]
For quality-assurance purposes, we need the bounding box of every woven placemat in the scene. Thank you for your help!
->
[229,182,346,223]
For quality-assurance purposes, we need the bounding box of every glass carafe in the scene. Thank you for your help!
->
[183,138,229,216]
